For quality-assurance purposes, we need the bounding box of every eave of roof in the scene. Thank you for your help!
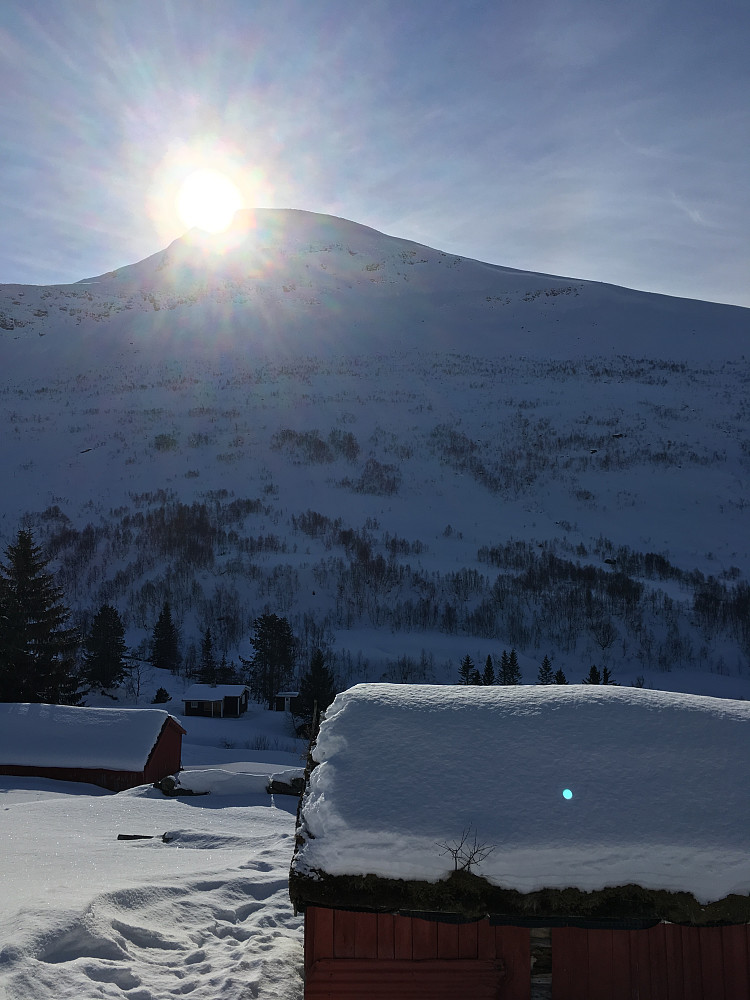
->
[289,868,750,928]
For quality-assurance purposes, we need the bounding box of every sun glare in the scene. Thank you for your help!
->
[149,141,271,248]
[176,168,244,234]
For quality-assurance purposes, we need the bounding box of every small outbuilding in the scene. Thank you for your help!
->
[182,683,250,718]
[291,684,750,999]
[0,703,186,792]
[275,689,301,713]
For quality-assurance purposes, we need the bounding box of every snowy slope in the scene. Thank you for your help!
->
[295,684,750,903]
[0,209,748,691]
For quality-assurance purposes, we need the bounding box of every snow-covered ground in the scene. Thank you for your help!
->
[4,680,750,998]
[0,706,306,1000]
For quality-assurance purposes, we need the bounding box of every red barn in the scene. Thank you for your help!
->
[0,703,186,792]
[291,684,750,999]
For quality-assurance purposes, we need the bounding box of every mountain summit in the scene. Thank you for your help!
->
[1,209,747,372]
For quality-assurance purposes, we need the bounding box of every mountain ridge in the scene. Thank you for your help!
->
[1,209,747,374]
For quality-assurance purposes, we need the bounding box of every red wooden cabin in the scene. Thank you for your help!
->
[0,703,186,791]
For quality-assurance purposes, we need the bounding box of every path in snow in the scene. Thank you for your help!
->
[0,772,304,1000]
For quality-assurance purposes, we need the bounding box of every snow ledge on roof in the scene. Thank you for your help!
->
[0,703,180,771]
[292,684,750,910]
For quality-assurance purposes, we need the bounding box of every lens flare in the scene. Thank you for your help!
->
[563,788,573,800]
[148,140,272,248]
[176,168,243,234]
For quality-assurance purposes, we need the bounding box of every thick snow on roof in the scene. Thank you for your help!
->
[182,684,249,701]
[294,684,750,904]
[0,703,180,771]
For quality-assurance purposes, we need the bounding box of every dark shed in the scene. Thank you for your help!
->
[182,683,250,718]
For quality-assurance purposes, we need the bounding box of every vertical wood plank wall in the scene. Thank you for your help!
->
[304,906,530,999]
[305,908,750,998]
[552,923,750,1000]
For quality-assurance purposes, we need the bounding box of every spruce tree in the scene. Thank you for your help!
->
[83,604,126,690]
[296,648,337,734]
[242,613,295,708]
[554,668,568,684]
[583,665,602,684]
[198,627,217,685]
[499,650,510,683]
[458,654,476,685]
[482,654,495,685]
[0,529,80,703]
[216,653,239,684]
[537,654,555,685]
[151,602,181,674]
[500,648,522,685]
[508,649,521,684]
[601,666,617,685]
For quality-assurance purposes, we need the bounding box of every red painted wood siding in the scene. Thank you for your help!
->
[304,906,530,999]
[0,762,144,791]
[143,717,184,784]
[552,923,750,1000]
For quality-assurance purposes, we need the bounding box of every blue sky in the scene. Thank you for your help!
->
[0,0,748,306]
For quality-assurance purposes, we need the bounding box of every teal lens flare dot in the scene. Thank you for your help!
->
[562,788,573,800]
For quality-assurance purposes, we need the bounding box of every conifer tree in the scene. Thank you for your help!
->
[583,664,602,684]
[0,529,80,703]
[151,602,181,674]
[242,613,296,708]
[499,650,510,682]
[296,648,337,734]
[198,627,217,685]
[537,654,555,685]
[83,604,126,690]
[508,649,521,684]
[500,648,521,685]
[582,664,617,685]
[554,668,568,684]
[216,653,239,684]
[482,654,495,685]
[458,654,475,685]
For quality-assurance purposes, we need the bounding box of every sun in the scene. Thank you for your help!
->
[176,168,244,234]
[149,141,271,246]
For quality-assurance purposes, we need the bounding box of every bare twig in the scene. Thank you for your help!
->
[437,827,495,873]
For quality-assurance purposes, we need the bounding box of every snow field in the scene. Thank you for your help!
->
[0,712,306,1000]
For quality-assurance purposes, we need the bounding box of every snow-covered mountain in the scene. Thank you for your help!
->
[1,209,748,691]
[2,208,747,369]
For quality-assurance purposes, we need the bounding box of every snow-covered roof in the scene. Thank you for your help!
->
[293,684,750,909]
[0,704,183,771]
[182,684,249,701]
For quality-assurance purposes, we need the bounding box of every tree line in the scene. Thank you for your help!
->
[0,529,338,729]
[456,651,616,686]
